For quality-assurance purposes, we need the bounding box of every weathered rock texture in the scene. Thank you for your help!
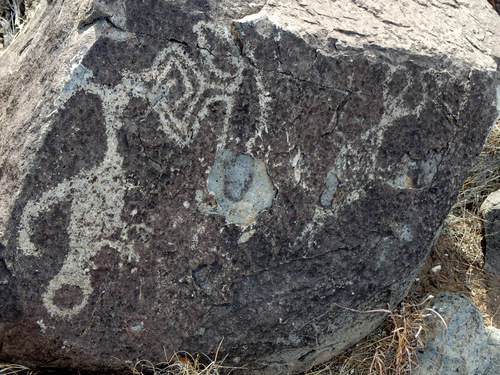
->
[416,293,500,375]
[480,189,500,274]
[1,0,499,373]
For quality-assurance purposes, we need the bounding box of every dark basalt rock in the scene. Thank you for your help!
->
[0,0,499,373]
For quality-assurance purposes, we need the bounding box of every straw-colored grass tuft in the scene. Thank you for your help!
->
[454,122,500,216]
[0,0,39,49]
[446,122,500,266]
[305,295,447,375]
[125,340,242,375]
[0,363,34,375]
[0,0,24,47]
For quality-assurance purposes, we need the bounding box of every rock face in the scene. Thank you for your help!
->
[0,0,499,373]
[480,189,500,274]
[416,293,500,375]
[494,0,500,15]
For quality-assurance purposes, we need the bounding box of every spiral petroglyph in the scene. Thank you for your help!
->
[15,21,267,318]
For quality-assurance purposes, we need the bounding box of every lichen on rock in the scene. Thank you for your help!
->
[207,149,276,226]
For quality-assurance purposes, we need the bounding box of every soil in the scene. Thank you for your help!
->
[411,222,500,328]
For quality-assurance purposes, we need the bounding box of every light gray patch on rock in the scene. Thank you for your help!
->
[483,325,500,375]
[207,150,276,225]
[320,169,340,207]
[388,153,441,190]
[393,224,413,242]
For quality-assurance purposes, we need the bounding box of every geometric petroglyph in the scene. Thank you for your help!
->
[17,21,269,319]
[131,21,271,150]
[132,31,245,148]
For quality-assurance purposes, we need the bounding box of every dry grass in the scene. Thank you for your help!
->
[124,340,242,375]
[455,122,500,213]
[1,295,445,375]
[304,295,446,375]
[446,122,500,267]
[0,0,24,47]
[440,122,500,312]
[0,341,239,375]
[0,364,34,375]
[0,0,39,49]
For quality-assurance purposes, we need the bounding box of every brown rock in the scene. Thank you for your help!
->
[1,0,499,373]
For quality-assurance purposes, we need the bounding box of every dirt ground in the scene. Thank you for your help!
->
[413,220,500,328]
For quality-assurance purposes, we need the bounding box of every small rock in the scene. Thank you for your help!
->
[415,293,499,375]
[431,264,442,274]
[483,326,500,374]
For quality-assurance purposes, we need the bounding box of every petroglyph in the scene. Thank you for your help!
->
[320,169,340,207]
[318,65,448,213]
[16,22,275,318]
[388,153,441,190]
[140,22,246,149]
[207,150,277,226]
[2,1,499,372]
[18,81,147,319]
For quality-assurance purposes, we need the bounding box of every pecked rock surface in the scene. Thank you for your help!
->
[0,0,499,373]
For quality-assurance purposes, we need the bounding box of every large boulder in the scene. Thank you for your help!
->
[0,0,499,373]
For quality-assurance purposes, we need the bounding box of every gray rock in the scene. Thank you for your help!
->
[207,150,277,226]
[0,0,499,374]
[483,326,500,375]
[416,293,499,375]
[480,189,500,274]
